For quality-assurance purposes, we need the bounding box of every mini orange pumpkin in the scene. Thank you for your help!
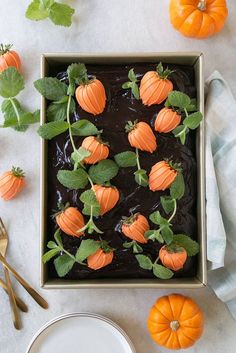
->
[169,0,228,39]
[154,108,181,133]
[87,248,114,270]
[140,63,173,106]
[0,44,21,73]
[76,78,106,115]
[0,167,25,201]
[121,213,149,244]
[159,245,187,271]
[149,161,177,191]
[148,293,204,349]
[93,185,119,215]
[56,204,85,237]
[81,136,109,164]
[125,120,157,153]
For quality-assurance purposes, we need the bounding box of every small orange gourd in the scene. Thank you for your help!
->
[159,245,187,271]
[0,167,26,201]
[126,120,157,153]
[81,136,109,164]
[154,108,181,133]
[149,161,177,191]
[169,0,228,39]
[121,213,149,244]
[148,293,204,349]
[140,63,173,106]
[0,44,21,73]
[93,185,119,215]
[55,204,85,237]
[87,248,114,270]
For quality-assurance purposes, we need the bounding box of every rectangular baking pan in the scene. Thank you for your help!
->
[40,53,206,288]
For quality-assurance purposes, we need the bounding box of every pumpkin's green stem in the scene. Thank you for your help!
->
[11,166,25,178]
[0,44,13,55]
[125,119,138,133]
[156,62,174,80]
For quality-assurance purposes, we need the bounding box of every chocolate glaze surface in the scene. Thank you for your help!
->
[46,62,198,280]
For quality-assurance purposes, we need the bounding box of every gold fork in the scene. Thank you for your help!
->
[0,276,28,313]
[0,218,22,330]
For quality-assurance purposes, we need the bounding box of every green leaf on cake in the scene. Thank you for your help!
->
[47,97,75,122]
[75,239,101,263]
[37,121,69,139]
[88,159,119,184]
[166,91,191,109]
[54,254,75,277]
[152,264,174,279]
[160,196,175,214]
[135,255,153,270]
[57,169,88,190]
[79,189,99,207]
[71,119,99,136]
[114,151,137,167]
[183,111,203,130]
[42,248,59,264]
[71,147,91,165]
[172,234,200,256]
[170,173,185,200]
[134,169,148,187]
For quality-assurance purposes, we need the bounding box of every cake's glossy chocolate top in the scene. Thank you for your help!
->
[47,62,197,280]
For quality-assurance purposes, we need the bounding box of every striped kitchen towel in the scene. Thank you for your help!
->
[206,71,236,319]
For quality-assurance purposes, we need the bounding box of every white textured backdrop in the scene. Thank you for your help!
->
[0,1,236,352]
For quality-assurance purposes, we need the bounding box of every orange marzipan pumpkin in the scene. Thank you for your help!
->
[93,185,120,216]
[56,205,85,237]
[169,0,228,39]
[75,78,106,115]
[148,293,204,350]
[121,213,149,244]
[154,107,181,133]
[126,120,157,153]
[81,136,109,164]
[0,44,21,73]
[87,248,114,270]
[0,167,25,201]
[149,160,177,191]
[159,245,187,271]
[140,66,173,106]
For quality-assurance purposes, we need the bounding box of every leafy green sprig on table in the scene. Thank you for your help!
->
[122,68,140,100]
[43,230,114,277]
[26,0,75,27]
[165,91,203,144]
[0,67,39,131]
[134,168,199,279]
[114,147,148,187]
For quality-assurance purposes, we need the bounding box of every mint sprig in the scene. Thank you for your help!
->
[122,68,140,100]
[26,0,75,27]
[165,91,203,145]
[135,254,174,279]
[123,241,143,254]
[79,189,103,234]
[0,68,39,131]
[88,159,119,185]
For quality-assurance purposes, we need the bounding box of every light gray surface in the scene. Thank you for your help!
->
[0,1,236,352]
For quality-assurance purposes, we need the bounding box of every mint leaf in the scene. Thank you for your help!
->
[131,82,140,100]
[71,147,91,164]
[34,77,67,101]
[160,196,175,214]
[37,121,69,139]
[82,204,100,217]
[170,173,185,200]
[153,264,173,279]
[173,234,199,256]
[149,211,169,226]
[167,91,191,109]
[0,67,24,98]
[128,68,137,82]
[42,248,59,264]
[47,97,75,121]
[57,169,88,189]
[71,119,99,136]
[54,254,75,277]
[183,111,203,130]
[133,242,143,254]
[122,82,132,89]
[186,99,197,112]
[49,3,75,27]
[135,255,153,270]
[26,0,49,20]
[123,242,134,249]
[54,229,63,248]
[145,230,164,243]
[67,63,87,95]
[47,241,58,249]
[79,189,99,207]
[89,159,119,184]
[114,151,137,167]
[75,239,101,262]
[161,226,174,245]
[134,169,148,187]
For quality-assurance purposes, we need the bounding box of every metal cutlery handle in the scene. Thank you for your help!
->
[0,253,48,309]
[0,277,28,312]
[3,267,22,330]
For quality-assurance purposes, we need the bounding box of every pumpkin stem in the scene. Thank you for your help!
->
[121,212,139,225]
[197,0,206,11]
[11,166,25,178]
[125,119,138,133]
[170,320,180,332]
[51,202,70,218]
[0,44,13,55]
[156,62,174,80]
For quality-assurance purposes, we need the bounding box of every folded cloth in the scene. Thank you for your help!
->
[206,71,236,319]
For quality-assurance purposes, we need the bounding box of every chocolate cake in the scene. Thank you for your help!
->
[46,62,198,280]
